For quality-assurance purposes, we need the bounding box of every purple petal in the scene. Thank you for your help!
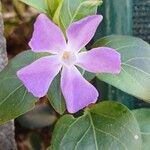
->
[66,15,103,52]
[17,56,62,97]
[61,66,98,113]
[29,14,66,54]
[77,47,121,74]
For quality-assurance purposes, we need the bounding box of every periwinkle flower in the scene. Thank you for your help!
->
[17,14,121,113]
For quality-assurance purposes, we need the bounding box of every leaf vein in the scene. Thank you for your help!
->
[0,84,23,106]
[91,112,136,138]
[88,113,99,150]
[95,128,128,150]
[74,125,91,150]
[122,63,150,78]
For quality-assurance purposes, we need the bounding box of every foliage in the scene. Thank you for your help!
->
[94,35,150,102]
[0,0,150,149]
[133,109,150,150]
[51,102,141,150]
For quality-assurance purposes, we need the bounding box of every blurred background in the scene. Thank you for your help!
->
[2,0,37,57]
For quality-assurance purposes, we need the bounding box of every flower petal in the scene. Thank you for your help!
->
[66,15,103,52]
[29,14,66,54]
[77,47,121,74]
[17,56,62,97]
[61,66,98,113]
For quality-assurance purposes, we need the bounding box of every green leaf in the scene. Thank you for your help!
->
[47,74,66,114]
[78,67,95,81]
[52,0,64,26]
[19,0,102,30]
[60,0,102,30]
[51,101,141,150]
[0,51,49,125]
[133,109,150,150]
[20,0,47,13]
[19,0,62,18]
[94,35,150,102]
[46,0,61,15]
[83,71,95,81]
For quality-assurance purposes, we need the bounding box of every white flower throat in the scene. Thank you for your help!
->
[61,51,77,67]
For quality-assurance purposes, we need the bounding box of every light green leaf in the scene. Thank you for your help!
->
[60,0,102,30]
[133,109,150,150]
[19,0,62,18]
[51,101,141,150]
[52,0,64,26]
[0,51,49,125]
[19,0,102,30]
[94,35,150,102]
[46,0,61,15]
[20,0,47,13]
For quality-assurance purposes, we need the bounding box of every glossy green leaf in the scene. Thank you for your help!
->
[20,0,47,13]
[133,109,150,150]
[0,51,42,124]
[60,0,102,30]
[94,35,150,102]
[51,101,141,150]
[47,74,66,115]
[19,0,62,18]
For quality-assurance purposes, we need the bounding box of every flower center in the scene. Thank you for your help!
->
[63,51,70,60]
[61,51,77,66]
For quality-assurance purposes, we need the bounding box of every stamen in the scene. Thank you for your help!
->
[61,51,77,66]
[63,51,70,60]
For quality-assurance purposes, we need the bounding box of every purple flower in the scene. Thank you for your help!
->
[17,14,121,113]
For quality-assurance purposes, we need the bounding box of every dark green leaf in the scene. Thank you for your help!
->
[94,35,150,102]
[0,51,49,124]
[83,71,95,81]
[51,101,141,150]
[60,0,102,30]
[133,109,150,150]
[47,74,66,115]
[78,67,95,81]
